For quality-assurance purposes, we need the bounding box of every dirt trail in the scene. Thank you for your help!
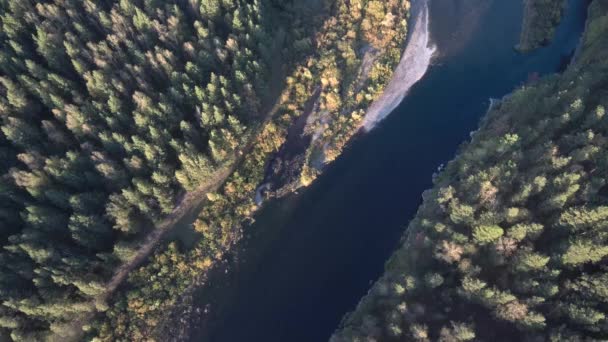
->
[49,27,292,342]
[53,93,285,341]
[105,38,287,303]
[105,91,284,291]
[103,165,233,296]
[54,30,289,335]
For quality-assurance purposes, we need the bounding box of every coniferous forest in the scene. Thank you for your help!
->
[2,0,608,341]
[0,0,278,339]
[0,0,409,340]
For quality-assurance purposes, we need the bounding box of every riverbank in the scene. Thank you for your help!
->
[159,0,424,337]
[91,0,418,339]
[260,0,434,200]
[332,1,600,340]
[195,0,589,340]
[362,0,435,130]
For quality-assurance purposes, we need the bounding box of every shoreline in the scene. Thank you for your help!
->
[155,1,433,339]
[259,0,436,201]
[331,0,594,339]
[362,0,436,131]
[104,0,428,338]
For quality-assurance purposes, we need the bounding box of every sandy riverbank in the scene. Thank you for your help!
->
[362,0,436,131]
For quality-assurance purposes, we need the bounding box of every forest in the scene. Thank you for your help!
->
[0,0,275,339]
[0,0,411,340]
[333,0,608,341]
[518,0,567,52]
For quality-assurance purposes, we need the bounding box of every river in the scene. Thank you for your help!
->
[187,0,588,341]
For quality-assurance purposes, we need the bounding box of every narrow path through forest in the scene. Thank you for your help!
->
[56,29,288,341]
[56,95,286,342]
[104,165,233,296]
[103,25,288,302]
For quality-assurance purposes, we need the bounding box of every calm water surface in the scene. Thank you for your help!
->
[190,0,587,340]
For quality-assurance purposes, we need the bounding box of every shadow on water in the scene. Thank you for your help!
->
[189,0,588,341]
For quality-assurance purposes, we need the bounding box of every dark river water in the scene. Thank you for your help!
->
[189,0,588,341]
